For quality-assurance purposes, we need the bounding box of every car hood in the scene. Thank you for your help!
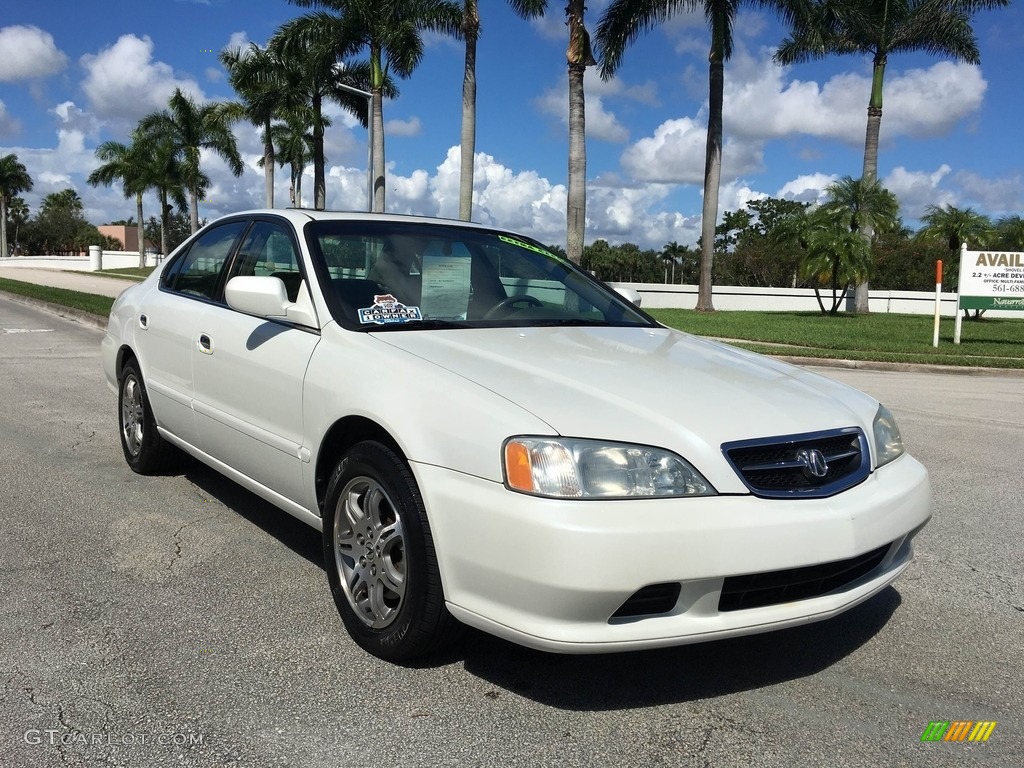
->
[374,326,879,492]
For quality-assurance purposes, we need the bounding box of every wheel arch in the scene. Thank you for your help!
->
[116,344,138,378]
[314,416,406,515]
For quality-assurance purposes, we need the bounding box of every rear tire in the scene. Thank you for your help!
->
[323,441,462,662]
[118,358,178,475]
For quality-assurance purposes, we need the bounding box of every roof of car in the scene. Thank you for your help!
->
[222,208,504,232]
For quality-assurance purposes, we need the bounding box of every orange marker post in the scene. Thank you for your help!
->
[933,260,943,347]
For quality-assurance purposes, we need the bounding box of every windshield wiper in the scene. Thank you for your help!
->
[526,318,618,327]
[363,319,474,331]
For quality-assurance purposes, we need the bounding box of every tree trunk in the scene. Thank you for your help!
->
[189,187,199,234]
[0,196,8,258]
[313,94,326,210]
[160,193,170,258]
[696,49,724,312]
[264,118,275,209]
[565,0,594,266]
[855,54,886,314]
[371,47,387,213]
[459,3,479,222]
[566,62,587,265]
[136,193,145,268]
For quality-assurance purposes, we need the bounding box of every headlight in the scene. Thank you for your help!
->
[872,404,905,467]
[503,437,716,499]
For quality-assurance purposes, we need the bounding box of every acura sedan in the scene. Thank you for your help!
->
[101,209,931,662]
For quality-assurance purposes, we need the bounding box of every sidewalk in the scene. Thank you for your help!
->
[0,264,140,299]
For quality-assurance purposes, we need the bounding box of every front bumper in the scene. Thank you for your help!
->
[415,453,931,653]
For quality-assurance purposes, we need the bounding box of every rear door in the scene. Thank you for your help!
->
[137,220,247,448]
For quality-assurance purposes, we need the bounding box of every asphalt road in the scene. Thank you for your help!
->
[1,296,1021,768]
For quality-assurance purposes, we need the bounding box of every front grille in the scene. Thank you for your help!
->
[610,583,681,619]
[718,544,890,612]
[722,428,869,499]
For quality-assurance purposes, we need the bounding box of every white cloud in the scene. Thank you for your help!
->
[0,25,68,81]
[951,170,1024,216]
[0,99,20,137]
[205,67,224,82]
[883,165,955,218]
[225,31,249,52]
[385,117,422,137]
[718,182,769,216]
[620,117,763,184]
[80,34,205,123]
[777,173,837,205]
[536,77,630,143]
[725,48,987,145]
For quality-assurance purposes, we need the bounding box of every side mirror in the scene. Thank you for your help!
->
[225,276,317,327]
[614,286,643,307]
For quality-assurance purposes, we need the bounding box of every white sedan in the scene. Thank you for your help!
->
[101,209,931,662]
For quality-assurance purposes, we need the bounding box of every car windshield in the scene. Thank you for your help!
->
[305,220,655,331]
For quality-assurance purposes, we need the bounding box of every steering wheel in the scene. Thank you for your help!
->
[483,294,543,319]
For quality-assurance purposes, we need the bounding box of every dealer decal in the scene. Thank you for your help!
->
[358,294,422,325]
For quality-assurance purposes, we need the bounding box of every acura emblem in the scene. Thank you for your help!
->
[796,448,829,479]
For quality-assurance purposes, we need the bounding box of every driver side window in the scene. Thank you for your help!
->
[231,221,304,301]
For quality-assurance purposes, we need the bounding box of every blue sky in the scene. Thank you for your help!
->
[0,0,1021,250]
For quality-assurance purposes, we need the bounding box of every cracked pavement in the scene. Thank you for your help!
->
[1,295,1022,767]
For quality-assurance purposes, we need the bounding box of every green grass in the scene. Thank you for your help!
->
[649,309,1024,369]
[0,277,115,317]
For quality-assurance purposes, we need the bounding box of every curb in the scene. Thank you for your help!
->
[769,354,1024,378]
[0,290,107,332]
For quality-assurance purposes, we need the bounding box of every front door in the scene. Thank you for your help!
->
[191,219,319,506]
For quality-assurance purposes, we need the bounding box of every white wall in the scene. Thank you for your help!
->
[611,282,1021,319]
[0,252,160,271]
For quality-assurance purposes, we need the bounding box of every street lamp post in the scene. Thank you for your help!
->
[335,82,373,213]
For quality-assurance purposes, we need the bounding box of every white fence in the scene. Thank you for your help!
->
[610,282,1021,319]
[0,250,160,271]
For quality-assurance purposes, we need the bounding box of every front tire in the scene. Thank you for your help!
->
[323,441,461,662]
[118,358,177,474]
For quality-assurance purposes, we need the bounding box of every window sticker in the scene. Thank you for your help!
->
[421,254,471,319]
[358,294,423,325]
[498,235,566,263]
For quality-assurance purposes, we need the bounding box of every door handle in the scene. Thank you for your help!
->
[139,314,148,330]
[197,333,214,355]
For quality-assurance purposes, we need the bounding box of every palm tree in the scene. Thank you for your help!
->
[772,204,870,314]
[597,1,799,311]
[994,215,1024,251]
[87,134,150,266]
[139,88,244,233]
[0,154,33,259]
[287,0,462,212]
[455,2,592,267]
[776,0,1010,312]
[221,44,292,208]
[661,241,689,284]
[5,196,29,254]
[458,1,482,222]
[916,204,993,252]
[457,1,548,222]
[271,17,390,211]
[826,175,900,236]
[916,203,993,319]
[126,124,193,257]
[265,113,316,208]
